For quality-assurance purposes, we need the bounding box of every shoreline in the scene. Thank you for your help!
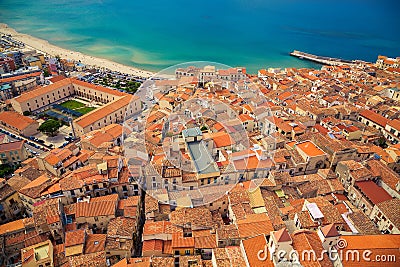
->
[0,23,154,78]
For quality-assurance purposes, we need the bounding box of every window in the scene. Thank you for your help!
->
[185,250,191,255]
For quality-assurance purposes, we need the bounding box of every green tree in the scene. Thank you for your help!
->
[376,137,388,148]
[43,67,51,77]
[0,164,13,177]
[23,111,31,116]
[38,119,61,136]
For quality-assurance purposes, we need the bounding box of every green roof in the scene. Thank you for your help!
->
[182,127,202,138]
[187,140,219,175]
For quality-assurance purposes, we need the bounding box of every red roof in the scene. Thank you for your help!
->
[49,75,67,83]
[0,71,41,83]
[65,229,85,247]
[0,140,25,152]
[355,180,392,205]
[314,124,329,135]
[142,239,163,252]
[239,113,253,122]
[359,110,388,127]
[0,111,37,131]
[345,125,360,132]
[387,119,400,132]
[274,228,292,242]
[321,224,339,238]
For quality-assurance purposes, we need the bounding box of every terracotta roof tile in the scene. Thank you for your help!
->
[194,234,217,249]
[0,111,37,131]
[376,199,400,229]
[354,180,392,205]
[242,234,273,267]
[84,234,106,254]
[274,227,292,242]
[321,223,339,237]
[359,110,388,127]
[65,229,85,247]
[171,233,194,248]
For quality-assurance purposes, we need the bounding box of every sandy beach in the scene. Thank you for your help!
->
[0,23,154,78]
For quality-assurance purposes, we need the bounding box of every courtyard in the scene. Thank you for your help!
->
[59,99,97,115]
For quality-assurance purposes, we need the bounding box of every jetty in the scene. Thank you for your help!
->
[290,50,362,66]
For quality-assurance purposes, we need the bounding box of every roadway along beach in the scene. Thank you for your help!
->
[0,23,154,78]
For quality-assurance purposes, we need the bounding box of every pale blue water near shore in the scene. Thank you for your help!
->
[0,0,399,73]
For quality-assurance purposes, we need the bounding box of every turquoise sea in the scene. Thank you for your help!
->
[0,0,399,73]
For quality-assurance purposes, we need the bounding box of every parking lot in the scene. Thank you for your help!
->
[34,119,74,148]
[0,120,75,156]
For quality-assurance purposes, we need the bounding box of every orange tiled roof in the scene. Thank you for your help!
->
[0,140,25,152]
[172,233,194,248]
[355,180,392,205]
[237,213,274,238]
[359,109,388,127]
[142,239,163,253]
[339,235,400,267]
[295,141,326,157]
[75,95,135,128]
[75,199,116,218]
[65,229,85,247]
[194,234,217,249]
[0,71,41,83]
[13,78,73,103]
[0,111,37,131]
[241,234,273,267]
[84,234,106,254]
[0,218,25,235]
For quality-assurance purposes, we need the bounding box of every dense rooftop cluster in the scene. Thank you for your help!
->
[0,55,399,267]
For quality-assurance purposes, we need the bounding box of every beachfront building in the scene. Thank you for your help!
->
[0,70,43,100]
[216,67,247,82]
[9,78,141,136]
[376,55,400,70]
[0,56,16,73]
[1,51,23,67]
[9,78,74,114]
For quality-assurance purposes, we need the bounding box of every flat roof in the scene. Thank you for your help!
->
[306,202,324,220]
[296,141,326,157]
[186,141,219,175]
[182,127,202,138]
[34,244,50,260]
